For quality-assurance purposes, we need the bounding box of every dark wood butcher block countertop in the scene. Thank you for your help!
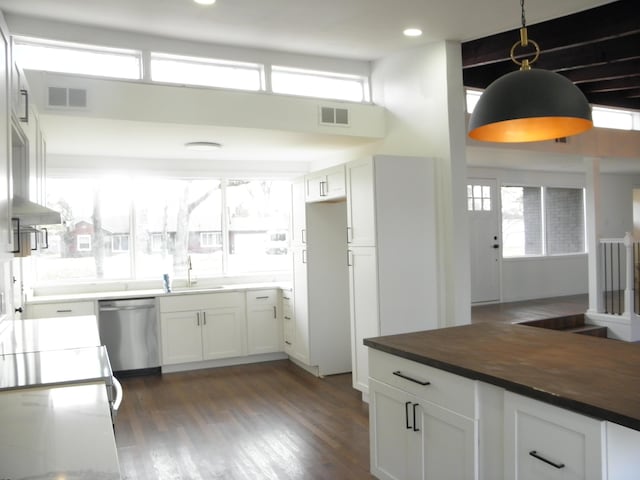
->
[364,322,640,431]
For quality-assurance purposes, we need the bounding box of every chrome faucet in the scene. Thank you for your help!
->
[187,255,193,287]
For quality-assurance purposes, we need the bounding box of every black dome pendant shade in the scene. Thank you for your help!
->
[467,0,593,143]
[468,69,593,143]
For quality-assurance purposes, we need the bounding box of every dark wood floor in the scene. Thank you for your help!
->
[114,295,588,479]
[115,360,373,480]
[471,293,589,324]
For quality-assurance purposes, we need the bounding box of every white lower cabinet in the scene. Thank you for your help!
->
[504,392,605,480]
[27,300,96,318]
[159,292,246,365]
[281,288,294,355]
[369,349,478,480]
[246,289,282,355]
[370,379,477,480]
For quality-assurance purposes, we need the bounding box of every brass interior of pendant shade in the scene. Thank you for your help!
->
[468,116,593,143]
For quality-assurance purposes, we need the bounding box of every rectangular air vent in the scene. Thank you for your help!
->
[48,87,87,108]
[319,106,349,126]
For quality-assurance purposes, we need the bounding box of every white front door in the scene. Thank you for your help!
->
[468,179,501,303]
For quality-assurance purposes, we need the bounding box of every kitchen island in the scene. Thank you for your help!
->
[364,322,640,480]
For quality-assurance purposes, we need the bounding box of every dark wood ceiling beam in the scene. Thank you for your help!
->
[581,78,640,94]
[563,59,640,83]
[462,0,640,68]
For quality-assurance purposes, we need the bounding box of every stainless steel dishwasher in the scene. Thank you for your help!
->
[98,297,160,375]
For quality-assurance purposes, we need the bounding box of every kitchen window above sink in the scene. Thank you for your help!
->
[31,176,292,286]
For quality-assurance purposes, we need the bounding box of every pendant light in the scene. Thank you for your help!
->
[468,0,593,143]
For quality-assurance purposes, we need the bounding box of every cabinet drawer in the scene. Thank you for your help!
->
[159,292,244,312]
[504,392,604,480]
[246,289,278,308]
[27,301,95,318]
[369,348,476,418]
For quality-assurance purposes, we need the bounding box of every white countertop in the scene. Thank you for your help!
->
[0,345,112,391]
[0,382,121,480]
[27,281,290,304]
[4,316,101,354]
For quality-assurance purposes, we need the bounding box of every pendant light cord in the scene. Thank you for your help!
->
[511,0,539,69]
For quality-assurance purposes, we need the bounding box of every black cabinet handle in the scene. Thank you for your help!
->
[10,217,20,254]
[20,89,29,123]
[393,370,431,386]
[412,403,420,432]
[255,295,269,299]
[284,315,291,320]
[285,340,292,346]
[492,244,500,249]
[405,401,412,430]
[273,306,277,318]
[15,307,23,313]
[529,451,565,469]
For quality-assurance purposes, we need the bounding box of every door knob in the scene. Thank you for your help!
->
[15,307,23,313]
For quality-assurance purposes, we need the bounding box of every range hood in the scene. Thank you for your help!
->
[12,196,62,226]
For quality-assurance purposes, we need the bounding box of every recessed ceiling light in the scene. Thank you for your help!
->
[193,0,216,5]
[185,141,222,151]
[403,28,423,37]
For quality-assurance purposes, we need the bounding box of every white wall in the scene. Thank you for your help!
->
[467,164,640,302]
[371,41,470,326]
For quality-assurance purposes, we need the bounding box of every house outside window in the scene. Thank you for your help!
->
[151,233,163,252]
[200,231,221,248]
[112,234,130,252]
[501,186,585,258]
[77,234,91,252]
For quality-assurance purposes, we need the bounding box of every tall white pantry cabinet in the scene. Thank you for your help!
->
[290,175,351,376]
[347,155,439,396]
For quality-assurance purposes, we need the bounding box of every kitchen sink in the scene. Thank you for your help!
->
[170,286,225,293]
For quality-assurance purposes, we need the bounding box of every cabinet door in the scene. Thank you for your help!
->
[505,392,604,480]
[291,178,307,246]
[349,246,379,393]
[282,289,295,354]
[417,401,477,480]
[160,311,202,365]
[369,379,415,480]
[246,289,281,354]
[305,173,325,202]
[346,158,376,246]
[0,25,10,260]
[324,165,346,199]
[201,306,245,360]
[291,247,310,363]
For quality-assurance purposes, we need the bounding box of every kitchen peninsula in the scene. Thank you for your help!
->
[365,322,640,480]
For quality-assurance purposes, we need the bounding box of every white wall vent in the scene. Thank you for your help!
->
[319,106,349,126]
[48,87,87,108]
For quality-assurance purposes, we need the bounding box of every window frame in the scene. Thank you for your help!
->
[271,65,370,102]
[76,234,92,252]
[500,184,586,259]
[13,36,143,80]
[150,52,265,91]
[111,234,130,253]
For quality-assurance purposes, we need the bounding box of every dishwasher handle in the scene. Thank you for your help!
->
[111,376,124,420]
[99,304,155,312]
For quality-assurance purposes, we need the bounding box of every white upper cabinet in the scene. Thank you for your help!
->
[291,178,307,246]
[346,158,376,246]
[305,164,346,203]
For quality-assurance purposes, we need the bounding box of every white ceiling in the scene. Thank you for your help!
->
[0,0,613,60]
[0,0,622,173]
